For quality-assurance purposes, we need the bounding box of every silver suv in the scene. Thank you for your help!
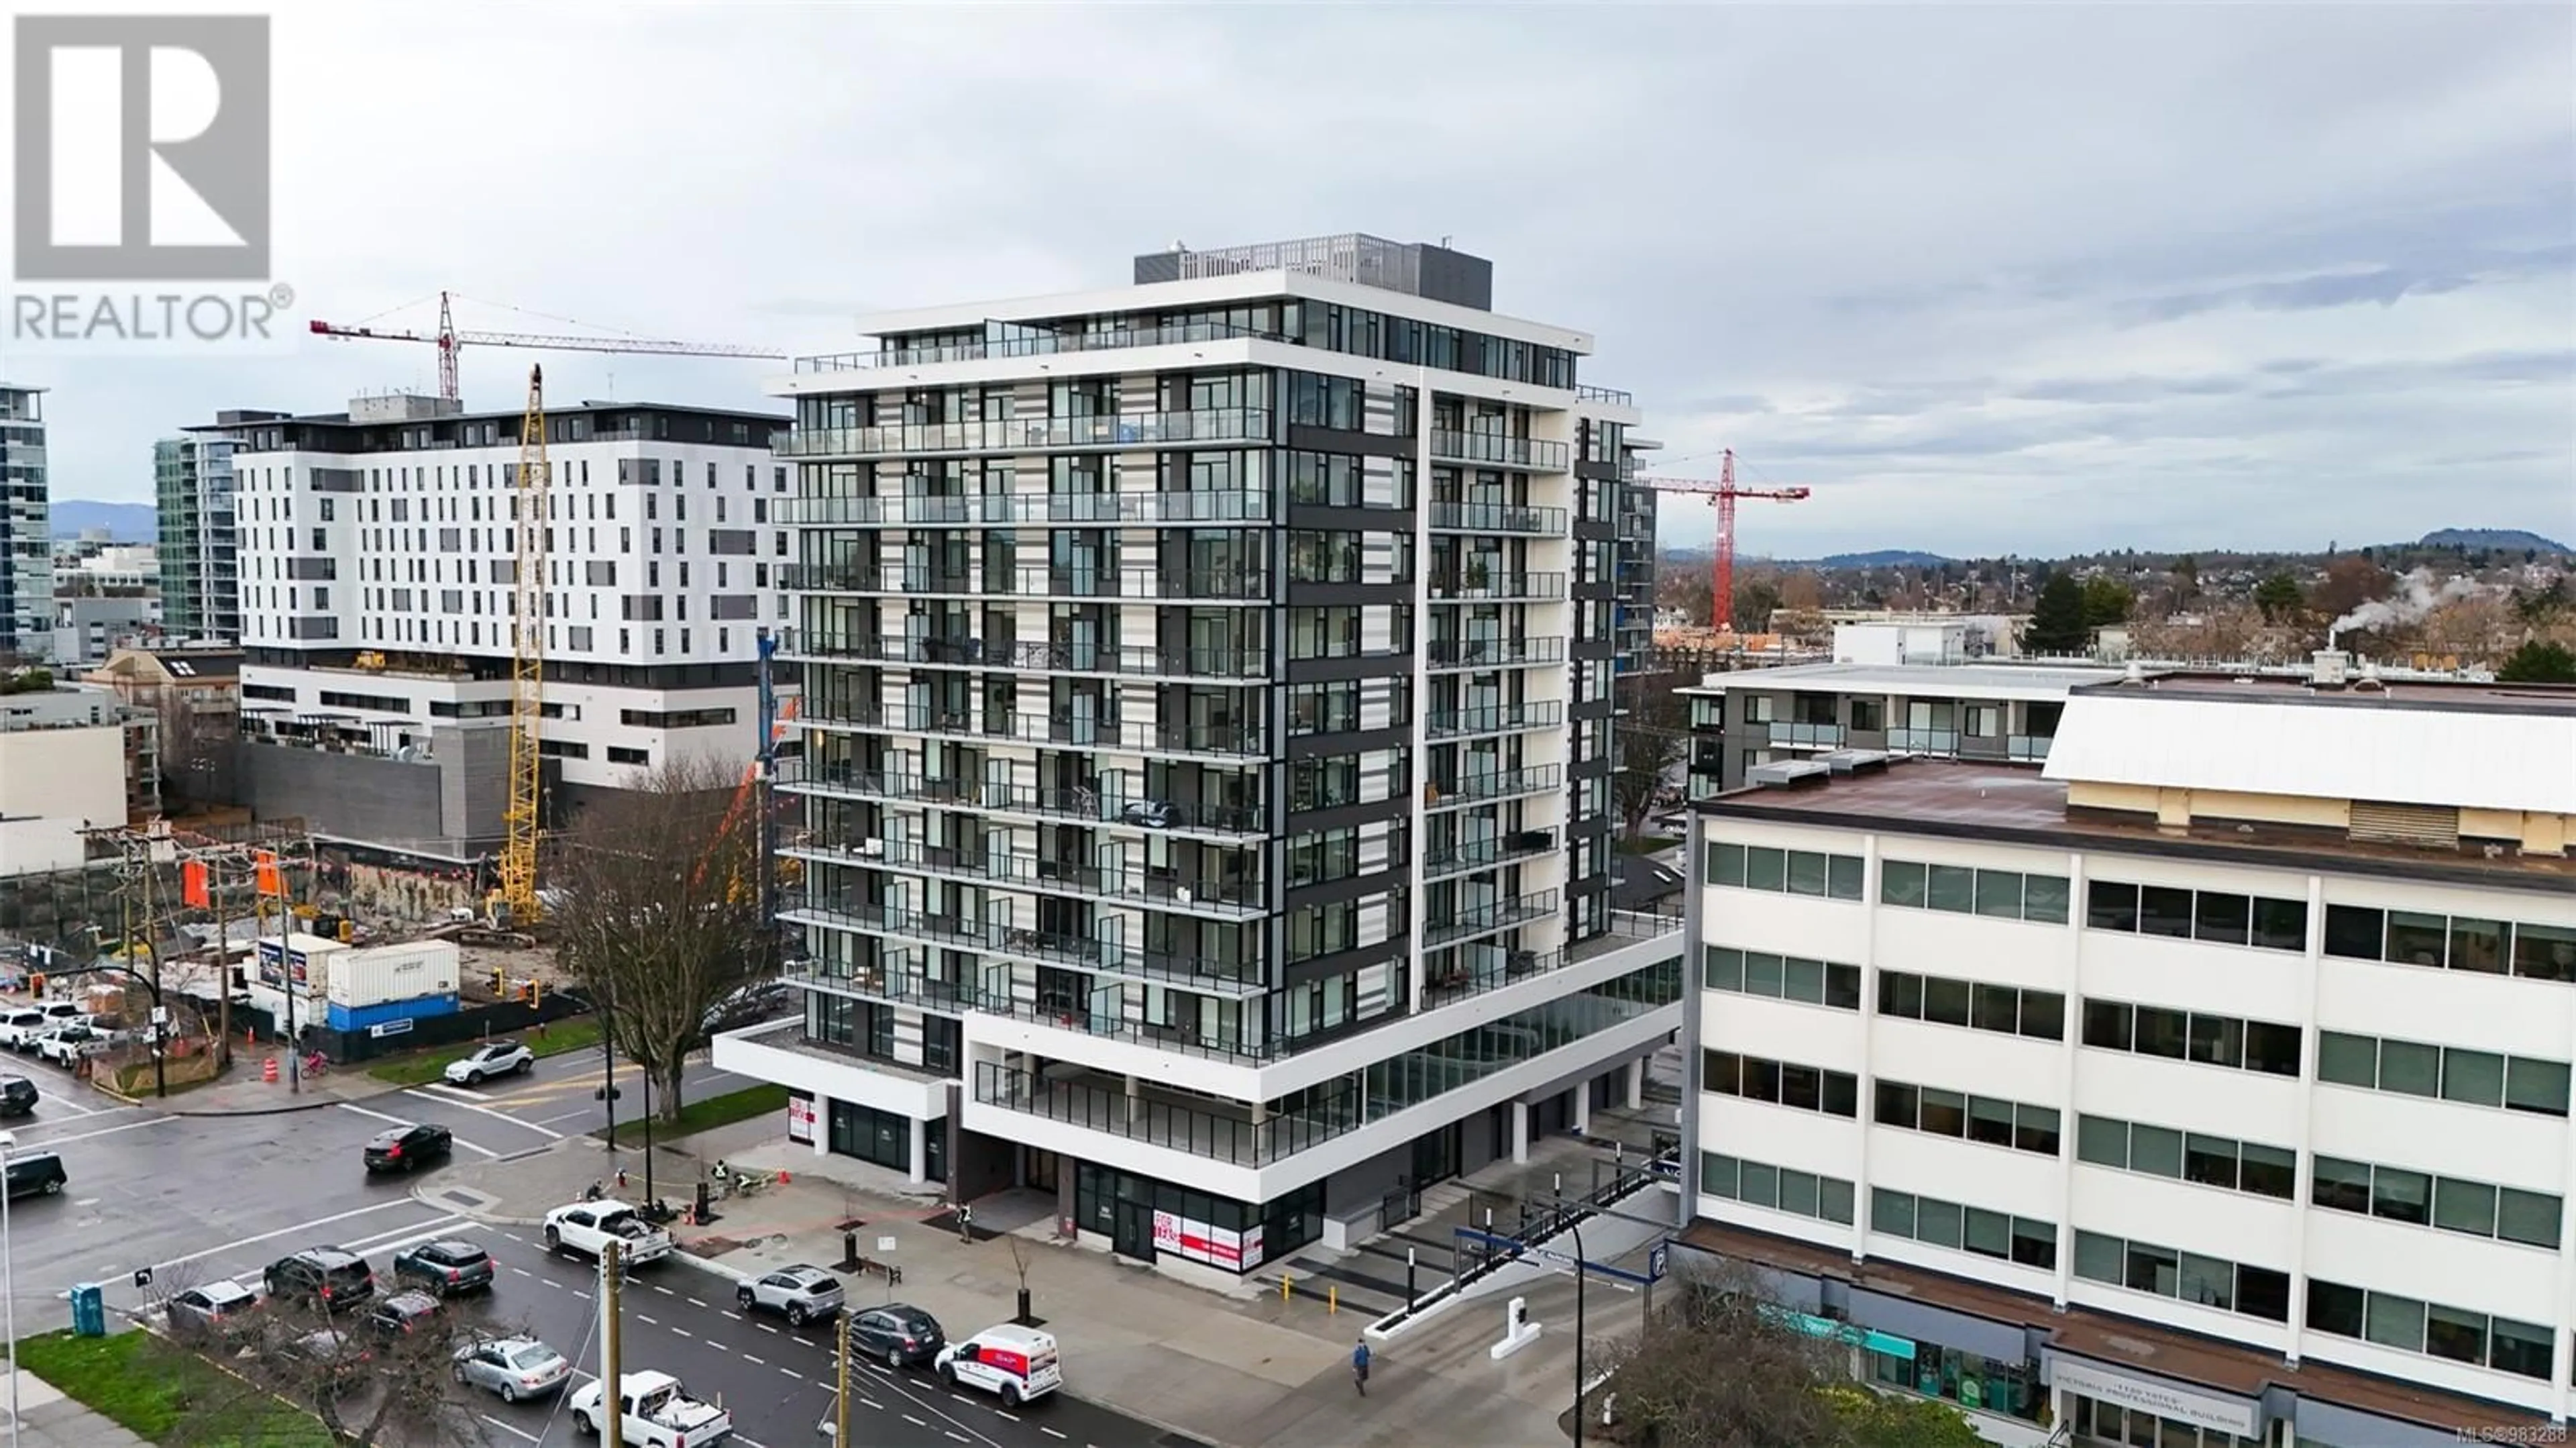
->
[735,1263,843,1327]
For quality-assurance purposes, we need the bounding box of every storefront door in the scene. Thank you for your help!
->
[1113,1199,1157,1262]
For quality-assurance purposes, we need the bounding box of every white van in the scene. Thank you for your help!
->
[934,1323,1061,1407]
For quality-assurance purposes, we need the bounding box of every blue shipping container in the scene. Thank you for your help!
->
[327,993,460,1034]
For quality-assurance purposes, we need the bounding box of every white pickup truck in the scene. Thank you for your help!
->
[568,1369,731,1447]
[541,1200,674,1266]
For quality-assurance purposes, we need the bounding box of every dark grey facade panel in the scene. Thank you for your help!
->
[1285,582,1409,608]
[1284,869,1405,911]
[1282,939,1407,990]
[1284,796,1410,835]
[1283,424,1417,460]
[1284,725,1409,760]
[1847,1288,2031,1363]
[1284,654,1412,685]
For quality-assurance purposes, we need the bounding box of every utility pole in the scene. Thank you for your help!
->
[600,1239,623,1434]
[835,1308,852,1442]
[600,978,619,1153]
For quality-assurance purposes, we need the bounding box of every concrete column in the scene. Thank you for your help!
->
[1572,1082,1591,1135]
[906,1116,927,1185]
[1511,1100,1531,1164]
[813,1097,830,1157]
[1625,1056,1645,1109]
[1126,1073,1142,1123]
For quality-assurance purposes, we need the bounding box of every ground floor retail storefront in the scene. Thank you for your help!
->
[1676,1221,2556,1448]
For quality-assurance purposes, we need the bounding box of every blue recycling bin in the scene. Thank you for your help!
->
[70,1283,105,1337]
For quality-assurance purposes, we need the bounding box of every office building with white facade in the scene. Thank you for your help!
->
[209,391,793,861]
[714,234,1680,1276]
[1678,654,2576,1447]
[0,385,50,662]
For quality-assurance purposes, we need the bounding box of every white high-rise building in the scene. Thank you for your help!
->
[0,385,50,662]
[712,234,1680,1277]
[216,391,793,859]
[1678,656,2576,1447]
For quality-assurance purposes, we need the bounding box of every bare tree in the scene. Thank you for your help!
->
[549,755,770,1122]
[154,1292,510,1447]
[1612,678,1690,841]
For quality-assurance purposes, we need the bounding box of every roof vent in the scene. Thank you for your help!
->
[1819,749,1890,776]
[2123,661,2145,684]
[2353,660,2387,692]
[2309,650,2350,688]
[1746,759,1832,790]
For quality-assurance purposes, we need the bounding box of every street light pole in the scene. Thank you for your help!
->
[2,1129,20,1448]
[1566,1210,1589,1448]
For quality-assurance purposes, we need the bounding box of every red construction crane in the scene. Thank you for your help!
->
[309,291,785,401]
[1641,450,1811,632]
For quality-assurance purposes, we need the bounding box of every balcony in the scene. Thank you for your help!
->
[1428,431,1572,472]
[2009,735,2053,762]
[1423,909,1676,1009]
[1425,635,1566,670]
[1574,384,1635,407]
[794,321,1275,373]
[821,703,1268,761]
[1428,500,1568,535]
[775,759,1265,836]
[778,631,1267,682]
[1424,890,1560,947]
[1766,721,1845,749]
[975,1062,1344,1166]
[787,960,985,1014]
[782,563,1267,603]
[1429,571,1566,603]
[1426,700,1564,739]
[786,889,1267,966]
[1885,727,1960,754]
[1425,765,1562,809]
[771,490,1273,527]
[785,835,1265,915]
[775,407,1273,459]
[1422,829,1556,880]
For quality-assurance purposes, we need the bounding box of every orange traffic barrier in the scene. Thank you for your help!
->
[262,1057,278,1083]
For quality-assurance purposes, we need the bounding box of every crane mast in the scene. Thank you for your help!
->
[1640,450,1812,632]
[496,364,549,925]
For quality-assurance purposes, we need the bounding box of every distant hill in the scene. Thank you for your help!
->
[49,500,155,541]
[2414,528,2570,555]
[1810,550,1952,568]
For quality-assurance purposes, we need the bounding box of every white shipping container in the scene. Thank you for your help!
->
[327,939,464,1010]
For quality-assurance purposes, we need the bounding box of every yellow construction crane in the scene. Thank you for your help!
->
[494,364,549,925]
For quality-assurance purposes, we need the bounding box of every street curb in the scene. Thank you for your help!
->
[667,1249,751,1286]
[152,1080,419,1118]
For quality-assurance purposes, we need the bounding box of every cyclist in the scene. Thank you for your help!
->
[1351,1337,1371,1396]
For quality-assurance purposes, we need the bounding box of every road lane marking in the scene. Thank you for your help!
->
[947,1434,969,1444]
[413,1082,487,1103]
[742,1353,764,1365]
[781,1369,802,1380]
[636,1314,658,1325]
[950,1394,973,1406]
[535,1110,592,1127]
[861,1397,882,1410]
[16,1116,158,1147]
[1039,1429,1066,1440]
[904,1416,926,1429]
[653,1284,675,1296]
[758,1323,779,1334]
[686,1296,706,1307]
[400,1087,565,1139]
[502,1233,525,1244]
[542,1279,563,1290]
[479,1416,541,1443]
[670,1327,691,1338]
[994,1409,1018,1421]
[706,1341,729,1353]
[334,1102,415,1128]
[150,1198,433,1272]
[452,1137,498,1158]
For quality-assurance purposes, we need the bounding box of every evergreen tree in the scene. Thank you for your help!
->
[2254,571,2304,622]
[2023,573,2092,655]
[2498,640,2576,684]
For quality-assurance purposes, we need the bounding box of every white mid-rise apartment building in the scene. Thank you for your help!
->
[1678,652,2576,1447]
[713,234,1680,1278]
[212,391,792,860]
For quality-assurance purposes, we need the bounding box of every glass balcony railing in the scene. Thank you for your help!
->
[1429,571,1566,602]
[822,704,1269,760]
[777,630,1267,681]
[773,490,1273,527]
[1425,700,1564,738]
[1422,830,1556,880]
[2009,735,2053,762]
[775,407,1273,459]
[786,892,1269,974]
[783,834,1263,914]
[1428,431,1572,472]
[1426,765,1562,809]
[780,564,1267,602]
[1428,500,1568,535]
[775,759,1265,835]
[1426,635,1566,670]
[1886,727,1960,753]
[1424,890,1560,947]
[795,321,1277,373]
[1574,384,1635,407]
[1766,721,1845,748]
[787,960,987,1014]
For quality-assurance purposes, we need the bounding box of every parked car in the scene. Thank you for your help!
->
[35,1002,85,1028]
[934,1323,1062,1407]
[364,1290,442,1340]
[441,1040,533,1086]
[34,1025,102,1067]
[542,1200,673,1265]
[362,1123,453,1174]
[262,1247,375,1309]
[451,1335,571,1402]
[274,1326,370,1387]
[734,1263,843,1327]
[166,1280,264,1345]
[0,1011,48,1052]
[567,1370,731,1447]
[0,1075,38,1118]
[846,1303,945,1369]
[1,1150,66,1201]
[392,1239,493,1296]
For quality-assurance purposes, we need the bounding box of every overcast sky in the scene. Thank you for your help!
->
[12,2,2571,558]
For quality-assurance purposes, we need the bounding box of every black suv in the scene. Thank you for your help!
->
[0,1075,36,1118]
[1,1150,66,1201]
[362,1123,453,1174]
[364,1290,442,1340]
[264,1247,376,1308]
[392,1239,493,1296]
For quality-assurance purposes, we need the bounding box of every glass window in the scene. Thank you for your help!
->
[2424,1304,2487,1365]
[2021,990,2065,1040]
[2385,911,2449,968]
[2433,1176,2497,1237]
[1920,1088,1968,1137]
[1745,953,1784,996]
[1823,1072,1859,1119]
[1925,865,1975,913]
[2441,1047,2506,1108]
[1742,1057,1781,1102]
[1827,855,1864,901]
[2322,904,2385,960]
[2514,923,2576,982]
[2365,1291,2427,1352]
[1745,847,1786,891]
[1968,1095,2015,1147]
[2372,1166,2432,1225]
[1824,962,1862,1010]
[1707,843,1746,887]
[1880,860,1927,907]
[2251,896,2308,952]
[2239,1141,2297,1200]
[2311,1156,2373,1214]
[2498,1188,2561,1249]
[2450,918,2509,974]
[2129,1123,2184,1178]
[1785,851,1829,896]
[1881,972,1923,1019]
[1972,984,2018,1033]
[2010,1218,2056,1270]
[1963,1206,2011,1259]
[1703,945,1743,991]
[1819,1178,1855,1225]
[1783,957,1825,1004]
[2023,874,2070,924]
[2073,1231,2122,1284]
[2491,1317,2555,1380]
[2124,1241,2180,1295]
[1703,1050,1740,1095]
[2183,1134,2239,1190]
[1974,870,2023,919]
[1779,1064,1821,1112]
[2237,1265,2291,1322]
[2178,1251,2234,1310]
[1738,1160,1778,1209]
[1876,1081,1918,1129]
[1700,1152,1738,1198]
[2318,1031,2377,1087]
[2307,1280,2366,1337]
[1915,1197,1963,1249]
[2245,1021,2303,1076]
[1924,976,1972,1027]
[2138,886,2194,938]
[1872,1188,1913,1237]
[2194,892,2252,945]
[2187,1014,2245,1069]
[2506,1055,2571,1117]
[2083,1000,2134,1051]
[2015,1104,2060,1155]
[2133,1006,2189,1059]
[2078,1116,2127,1168]
[2088,880,2140,931]
[1778,1169,1821,1219]
[2377,1038,2441,1096]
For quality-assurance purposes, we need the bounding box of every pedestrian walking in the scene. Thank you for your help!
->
[1351,1338,1371,1396]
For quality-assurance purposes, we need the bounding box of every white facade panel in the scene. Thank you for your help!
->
[2080,930,2310,1027]
[1698,1096,1864,1183]
[2302,1207,2559,1327]
[2315,959,2576,1062]
[2061,1278,2293,1357]
[1702,888,1874,967]
[1866,1127,2061,1217]
[1871,1019,2065,1104]
[2307,1082,2569,1191]
[1875,909,2074,994]
[1699,992,1867,1064]
[2068,1049,2310,1146]
[2065,1164,2298,1275]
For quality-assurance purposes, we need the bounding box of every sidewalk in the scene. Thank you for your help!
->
[106,1055,406,1115]
[423,1115,1658,1448]
[1,1367,154,1447]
